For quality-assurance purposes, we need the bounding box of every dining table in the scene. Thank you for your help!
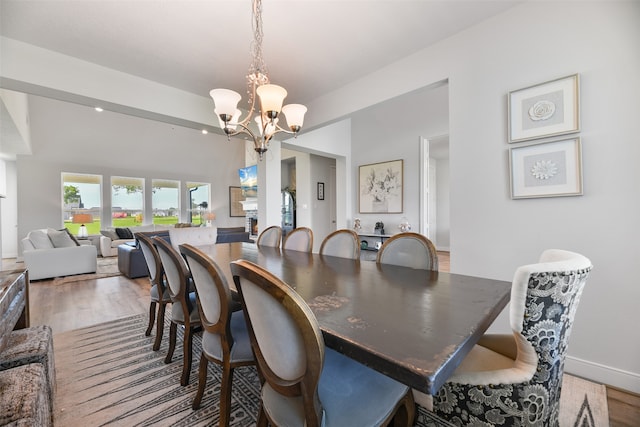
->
[193,242,511,395]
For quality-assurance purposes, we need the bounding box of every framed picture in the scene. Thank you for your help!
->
[508,74,580,143]
[317,182,325,200]
[229,186,245,217]
[509,138,582,199]
[359,159,403,213]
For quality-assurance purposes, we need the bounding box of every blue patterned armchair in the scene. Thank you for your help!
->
[431,249,592,426]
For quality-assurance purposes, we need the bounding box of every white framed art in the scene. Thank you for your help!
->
[509,137,582,199]
[508,74,580,143]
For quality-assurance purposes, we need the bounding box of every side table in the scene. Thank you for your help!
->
[76,234,101,256]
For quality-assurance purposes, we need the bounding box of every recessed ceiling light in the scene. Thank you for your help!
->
[94,107,103,112]
[202,129,208,135]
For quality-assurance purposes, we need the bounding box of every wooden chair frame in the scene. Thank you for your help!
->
[180,244,255,426]
[319,229,361,259]
[282,227,314,252]
[256,225,283,248]
[376,232,439,271]
[136,232,171,351]
[153,236,201,386]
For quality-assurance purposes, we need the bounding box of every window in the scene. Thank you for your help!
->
[62,173,102,235]
[111,176,144,227]
[187,182,210,226]
[152,179,180,225]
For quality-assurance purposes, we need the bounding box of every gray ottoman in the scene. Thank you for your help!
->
[0,325,56,402]
[0,363,52,426]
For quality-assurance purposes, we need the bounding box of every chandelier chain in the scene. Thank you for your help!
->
[247,0,269,106]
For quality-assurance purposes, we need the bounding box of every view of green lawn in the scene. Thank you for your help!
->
[64,215,201,236]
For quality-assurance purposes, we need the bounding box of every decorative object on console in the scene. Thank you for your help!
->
[353,218,362,232]
[359,160,403,213]
[209,0,307,159]
[510,137,582,199]
[398,217,411,232]
[374,221,385,235]
[508,74,580,143]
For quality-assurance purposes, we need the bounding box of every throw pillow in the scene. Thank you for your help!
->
[29,230,54,249]
[100,229,119,240]
[47,228,77,248]
[60,228,81,246]
[115,227,134,239]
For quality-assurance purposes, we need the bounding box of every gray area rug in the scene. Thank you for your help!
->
[53,314,608,426]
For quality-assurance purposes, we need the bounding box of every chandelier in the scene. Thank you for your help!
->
[210,0,307,159]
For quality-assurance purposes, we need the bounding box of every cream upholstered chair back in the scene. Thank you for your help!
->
[319,229,361,259]
[282,227,314,252]
[376,232,438,270]
[231,259,324,425]
[257,225,282,248]
[136,232,161,285]
[432,249,592,426]
[153,237,186,300]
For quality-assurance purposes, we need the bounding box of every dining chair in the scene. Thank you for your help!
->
[230,259,416,427]
[153,236,201,386]
[319,229,361,259]
[430,249,592,426]
[256,225,282,248]
[282,226,314,252]
[179,244,255,426]
[136,232,171,351]
[376,232,438,270]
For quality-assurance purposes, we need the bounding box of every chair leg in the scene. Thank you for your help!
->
[192,352,209,410]
[391,391,416,427]
[165,322,177,364]
[153,302,167,351]
[219,364,235,427]
[257,404,268,427]
[146,301,157,336]
[180,326,193,386]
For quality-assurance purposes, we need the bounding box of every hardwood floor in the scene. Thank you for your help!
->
[3,253,639,425]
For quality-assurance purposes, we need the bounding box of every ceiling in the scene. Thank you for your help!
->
[0,0,523,157]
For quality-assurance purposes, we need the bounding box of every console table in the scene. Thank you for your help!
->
[0,269,30,354]
[358,233,393,261]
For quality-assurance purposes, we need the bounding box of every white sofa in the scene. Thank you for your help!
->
[21,229,97,280]
[99,225,172,257]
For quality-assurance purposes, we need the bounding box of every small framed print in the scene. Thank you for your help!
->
[317,182,325,200]
[508,74,580,143]
[509,137,582,199]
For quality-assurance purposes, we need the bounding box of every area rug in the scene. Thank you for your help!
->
[559,373,610,427]
[51,256,121,285]
[53,314,609,427]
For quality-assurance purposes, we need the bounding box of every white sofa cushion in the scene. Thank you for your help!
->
[47,228,78,248]
[28,230,54,249]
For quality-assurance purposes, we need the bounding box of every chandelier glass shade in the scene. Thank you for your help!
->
[210,0,307,158]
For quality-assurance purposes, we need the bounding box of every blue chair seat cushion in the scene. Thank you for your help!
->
[262,348,409,426]
[201,310,254,363]
[150,281,171,302]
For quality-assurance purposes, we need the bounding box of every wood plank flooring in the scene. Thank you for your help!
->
[3,252,639,425]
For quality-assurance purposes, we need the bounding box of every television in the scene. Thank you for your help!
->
[238,165,258,198]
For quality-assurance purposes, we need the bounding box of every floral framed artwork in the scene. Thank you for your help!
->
[509,138,582,199]
[508,74,580,143]
[229,186,245,217]
[359,159,403,213]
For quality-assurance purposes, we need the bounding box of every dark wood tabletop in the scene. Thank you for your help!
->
[195,242,511,394]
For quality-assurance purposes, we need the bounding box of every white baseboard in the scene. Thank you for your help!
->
[565,355,640,394]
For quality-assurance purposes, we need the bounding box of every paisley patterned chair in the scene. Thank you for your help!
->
[431,249,592,426]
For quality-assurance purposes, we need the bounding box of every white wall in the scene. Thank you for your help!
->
[338,2,640,392]
[0,160,18,258]
[16,95,245,251]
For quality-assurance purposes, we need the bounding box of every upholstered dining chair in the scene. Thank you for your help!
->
[179,244,255,426]
[430,249,592,426]
[256,225,282,248]
[153,236,201,386]
[136,232,171,351]
[376,232,438,270]
[319,229,361,259]
[282,226,314,252]
[230,259,416,427]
